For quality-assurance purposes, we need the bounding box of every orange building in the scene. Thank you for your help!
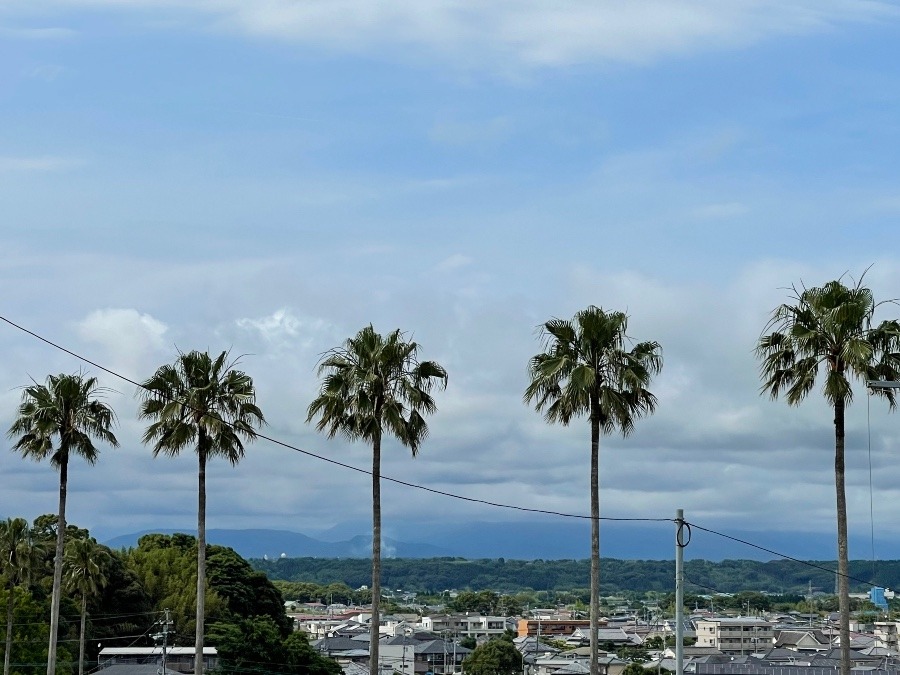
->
[517,618,605,638]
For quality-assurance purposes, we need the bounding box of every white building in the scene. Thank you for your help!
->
[419,614,507,639]
[694,618,775,655]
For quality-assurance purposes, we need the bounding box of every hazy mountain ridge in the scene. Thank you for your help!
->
[102,520,900,562]
[103,528,453,559]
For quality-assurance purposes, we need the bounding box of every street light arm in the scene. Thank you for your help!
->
[868,380,900,389]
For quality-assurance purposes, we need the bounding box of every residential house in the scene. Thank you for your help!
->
[98,647,217,674]
[773,629,832,653]
[530,649,626,675]
[566,627,642,649]
[406,638,470,675]
[662,646,722,660]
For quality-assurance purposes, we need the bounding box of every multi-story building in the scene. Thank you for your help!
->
[516,618,596,638]
[419,614,507,639]
[874,622,900,650]
[694,618,774,655]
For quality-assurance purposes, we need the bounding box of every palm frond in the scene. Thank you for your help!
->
[138,349,265,462]
[525,305,662,436]
[757,277,900,409]
[7,372,119,469]
[307,325,447,454]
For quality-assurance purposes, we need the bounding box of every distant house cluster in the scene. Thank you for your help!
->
[289,605,900,675]
[96,600,900,675]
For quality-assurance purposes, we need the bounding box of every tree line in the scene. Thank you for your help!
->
[257,555,900,598]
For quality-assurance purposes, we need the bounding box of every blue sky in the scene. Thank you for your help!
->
[2,1,900,560]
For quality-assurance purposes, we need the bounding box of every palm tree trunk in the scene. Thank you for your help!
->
[589,403,600,675]
[5,578,14,675]
[47,454,67,675]
[370,432,382,675]
[834,398,850,675]
[78,592,87,675]
[196,446,207,675]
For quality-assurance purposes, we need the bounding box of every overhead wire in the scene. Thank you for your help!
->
[0,314,668,524]
[683,521,876,588]
[6,609,165,628]
[0,314,889,590]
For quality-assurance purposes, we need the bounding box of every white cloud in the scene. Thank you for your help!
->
[75,308,169,379]
[236,308,302,340]
[430,117,513,147]
[0,156,82,172]
[691,202,750,219]
[215,0,900,67]
[27,64,66,81]
[234,308,336,352]
[2,1,897,68]
[435,254,474,272]
[0,26,76,40]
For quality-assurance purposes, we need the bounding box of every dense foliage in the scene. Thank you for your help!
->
[209,616,341,675]
[255,555,895,596]
[462,633,522,675]
[0,521,339,675]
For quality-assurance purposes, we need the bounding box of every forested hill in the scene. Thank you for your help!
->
[252,556,899,595]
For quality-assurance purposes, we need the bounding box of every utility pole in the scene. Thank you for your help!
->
[809,581,814,628]
[675,510,685,675]
[401,628,407,675]
[153,609,173,675]
[443,630,448,675]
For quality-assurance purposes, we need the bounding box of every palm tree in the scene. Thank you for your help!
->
[139,350,265,675]
[63,537,109,675]
[757,277,900,675]
[524,306,661,675]
[306,325,447,675]
[7,373,118,675]
[0,517,48,675]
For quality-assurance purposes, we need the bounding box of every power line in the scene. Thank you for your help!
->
[7,610,163,628]
[0,313,891,586]
[0,314,669,525]
[683,521,878,588]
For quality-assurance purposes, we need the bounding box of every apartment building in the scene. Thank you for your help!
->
[517,618,597,638]
[419,613,507,639]
[694,618,775,655]
[874,622,900,650]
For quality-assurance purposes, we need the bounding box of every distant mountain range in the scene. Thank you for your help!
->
[102,519,900,562]
[104,528,452,559]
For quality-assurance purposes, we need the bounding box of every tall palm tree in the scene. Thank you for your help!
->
[63,537,109,675]
[139,350,265,675]
[0,517,48,675]
[524,306,661,675]
[757,277,900,675]
[306,325,447,675]
[7,373,118,675]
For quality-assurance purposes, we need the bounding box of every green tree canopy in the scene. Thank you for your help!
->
[209,617,341,675]
[463,637,523,675]
[127,534,288,641]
